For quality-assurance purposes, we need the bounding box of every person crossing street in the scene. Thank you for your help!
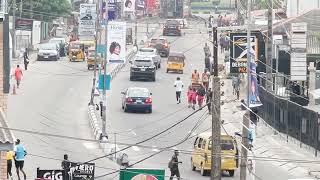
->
[169,150,182,180]
[174,77,184,104]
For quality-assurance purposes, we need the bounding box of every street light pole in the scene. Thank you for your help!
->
[240,0,251,179]
[12,0,16,58]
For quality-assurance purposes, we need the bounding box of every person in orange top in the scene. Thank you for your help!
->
[7,150,15,180]
[191,69,200,84]
[14,65,23,88]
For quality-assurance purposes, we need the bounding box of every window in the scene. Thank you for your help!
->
[197,138,203,148]
[201,140,206,149]
[194,137,199,147]
[208,140,234,150]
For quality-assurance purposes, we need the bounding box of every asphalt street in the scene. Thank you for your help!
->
[6,21,155,179]
[105,19,297,180]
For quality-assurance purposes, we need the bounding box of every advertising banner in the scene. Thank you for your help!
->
[69,162,95,180]
[79,4,96,36]
[248,50,262,108]
[123,0,136,12]
[229,32,265,74]
[15,18,33,31]
[120,168,165,180]
[137,0,145,9]
[107,21,126,63]
[37,169,63,180]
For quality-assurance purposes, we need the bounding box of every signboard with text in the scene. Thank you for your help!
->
[107,21,126,63]
[15,18,33,31]
[79,3,96,37]
[229,32,265,74]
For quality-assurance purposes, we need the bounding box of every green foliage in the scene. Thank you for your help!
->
[14,0,71,22]
[192,11,199,14]
[203,11,211,14]
[315,32,320,42]
[191,1,213,9]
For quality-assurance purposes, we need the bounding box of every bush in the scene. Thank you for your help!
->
[192,11,199,14]
[203,11,211,14]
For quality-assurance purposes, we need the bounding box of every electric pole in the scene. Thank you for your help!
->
[90,0,100,105]
[211,26,221,180]
[134,12,138,49]
[266,0,273,91]
[240,0,252,179]
[12,0,16,58]
[102,0,109,140]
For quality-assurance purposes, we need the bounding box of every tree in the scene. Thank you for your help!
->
[11,0,71,21]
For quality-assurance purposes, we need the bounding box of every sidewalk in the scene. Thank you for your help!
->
[221,78,320,179]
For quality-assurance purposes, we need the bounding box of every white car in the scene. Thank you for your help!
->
[37,43,60,61]
[136,48,162,69]
[49,37,67,56]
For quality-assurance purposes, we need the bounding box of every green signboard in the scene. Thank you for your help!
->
[119,168,165,180]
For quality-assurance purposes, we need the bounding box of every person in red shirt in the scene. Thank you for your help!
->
[14,65,23,88]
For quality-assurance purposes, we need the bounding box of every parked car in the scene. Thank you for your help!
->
[130,56,156,81]
[37,43,60,61]
[121,87,153,113]
[148,37,170,57]
[49,38,66,56]
[163,19,181,36]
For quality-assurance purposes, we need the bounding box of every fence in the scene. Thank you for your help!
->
[257,85,320,156]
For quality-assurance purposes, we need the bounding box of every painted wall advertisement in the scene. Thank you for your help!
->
[229,32,265,74]
[107,21,126,63]
[119,168,165,180]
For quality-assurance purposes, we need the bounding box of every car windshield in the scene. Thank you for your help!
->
[139,49,154,53]
[134,59,153,66]
[128,89,149,97]
[168,56,183,62]
[208,139,234,150]
[151,39,165,44]
[40,44,56,50]
[166,20,179,25]
[50,39,63,44]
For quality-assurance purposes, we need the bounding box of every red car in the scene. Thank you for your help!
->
[148,37,170,57]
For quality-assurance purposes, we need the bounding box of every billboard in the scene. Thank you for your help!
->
[248,49,262,107]
[79,4,97,36]
[119,168,165,180]
[123,0,136,12]
[107,21,126,63]
[137,0,145,9]
[229,31,265,74]
[15,18,33,31]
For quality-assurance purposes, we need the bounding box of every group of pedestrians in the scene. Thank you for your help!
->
[7,139,27,180]
[173,69,213,113]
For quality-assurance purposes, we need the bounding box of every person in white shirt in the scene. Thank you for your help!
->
[174,77,184,104]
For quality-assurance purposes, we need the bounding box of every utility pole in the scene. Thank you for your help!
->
[266,0,273,91]
[240,0,251,179]
[211,26,221,180]
[102,0,109,139]
[134,13,138,49]
[90,0,100,105]
[12,0,16,58]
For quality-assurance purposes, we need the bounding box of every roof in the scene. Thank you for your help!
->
[197,131,230,139]
[169,52,185,57]
[0,109,15,144]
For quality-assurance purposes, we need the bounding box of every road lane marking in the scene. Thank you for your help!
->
[132,146,140,151]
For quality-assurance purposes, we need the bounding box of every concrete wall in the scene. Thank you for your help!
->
[286,0,320,17]
[0,151,6,180]
[32,20,41,46]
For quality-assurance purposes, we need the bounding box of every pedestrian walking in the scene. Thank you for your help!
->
[61,154,71,180]
[202,69,210,90]
[191,87,197,110]
[206,88,213,114]
[203,43,211,57]
[168,150,182,180]
[14,65,23,89]
[191,69,200,84]
[14,139,27,180]
[174,77,184,104]
[187,86,195,108]
[196,85,206,109]
[23,48,29,70]
[7,150,14,180]
[232,75,241,99]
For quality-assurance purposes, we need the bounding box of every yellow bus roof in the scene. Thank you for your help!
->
[197,131,232,139]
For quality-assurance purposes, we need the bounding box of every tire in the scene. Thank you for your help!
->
[166,69,169,73]
[124,106,128,112]
[87,66,90,70]
[148,109,152,113]
[158,63,161,69]
[229,170,235,177]
[200,165,207,176]
[130,76,134,81]
[191,159,196,171]
[180,70,183,74]
[152,76,156,82]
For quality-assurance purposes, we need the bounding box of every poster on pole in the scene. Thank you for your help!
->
[107,21,126,64]
[248,49,262,108]
[123,0,136,12]
[79,4,96,36]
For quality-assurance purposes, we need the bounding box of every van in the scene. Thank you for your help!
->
[191,132,238,176]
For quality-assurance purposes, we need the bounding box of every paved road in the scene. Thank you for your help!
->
[6,21,156,179]
[105,19,300,180]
